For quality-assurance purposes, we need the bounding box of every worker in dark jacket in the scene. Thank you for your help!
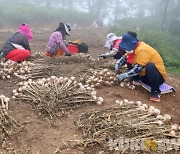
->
[1,23,32,62]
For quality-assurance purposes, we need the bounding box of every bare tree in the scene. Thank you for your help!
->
[160,0,171,30]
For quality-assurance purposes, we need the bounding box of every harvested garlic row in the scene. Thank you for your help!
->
[0,95,10,110]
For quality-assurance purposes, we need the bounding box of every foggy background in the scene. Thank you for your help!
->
[0,0,179,34]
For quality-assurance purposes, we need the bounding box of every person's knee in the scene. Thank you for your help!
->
[145,63,156,72]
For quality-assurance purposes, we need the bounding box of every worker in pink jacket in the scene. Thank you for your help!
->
[45,22,71,57]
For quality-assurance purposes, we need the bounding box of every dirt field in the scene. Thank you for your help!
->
[0,27,179,154]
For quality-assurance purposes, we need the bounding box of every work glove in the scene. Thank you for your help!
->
[115,55,126,72]
[0,51,3,57]
[65,52,71,56]
[116,73,128,82]
[98,54,107,59]
[115,63,119,72]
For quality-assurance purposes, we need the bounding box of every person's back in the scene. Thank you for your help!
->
[45,22,71,57]
[47,31,63,52]
[1,23,32,62]
[134,42,166,80]
[116,32,167,102]
[2,32,30,57]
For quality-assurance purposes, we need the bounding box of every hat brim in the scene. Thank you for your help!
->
[107,36,118,43]
[65,25,70,36]
[119,41,137,51]
[104,41,111,49]
[119,33,138,51]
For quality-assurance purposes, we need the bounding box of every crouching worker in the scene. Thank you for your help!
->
[1,23,32,62]
[99,32,136,71]
[45,22,71,57]
[115,32,167,102]
[99,33,123,59]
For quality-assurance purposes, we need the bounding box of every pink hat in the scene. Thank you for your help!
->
[18,23,32,41]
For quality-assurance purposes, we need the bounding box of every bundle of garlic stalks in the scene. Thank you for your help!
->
[30,52,116,70]
[29,52,93,64]
[12,76,100,120]
[0,60,50,80]
[0,105,21,146]
[69,99,180,153]
[87,58,116,70]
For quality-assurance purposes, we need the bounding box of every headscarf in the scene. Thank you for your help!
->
[18,23,32,41]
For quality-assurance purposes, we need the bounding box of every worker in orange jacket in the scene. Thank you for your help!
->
[115,32,166,102]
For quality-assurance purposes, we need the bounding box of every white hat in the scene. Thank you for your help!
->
[64,24,70,36]
[104,33,118,49]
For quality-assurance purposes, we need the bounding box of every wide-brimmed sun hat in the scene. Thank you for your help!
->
[64,24,71,36]
[119,32,138,51]
[104,33,119,49]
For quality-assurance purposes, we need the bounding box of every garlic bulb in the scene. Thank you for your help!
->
[70,76,75,81]
[97,101,102,105]
[156,115,163,120]
[163,114,172,121]
[12,89,17,94]
[136,101,142,107]
[154,109,160,115]
[171,124,178,131]
[128,101,135,104]
[123,99,129,104]
[4,97,10,103]
[129,85,135,90]
[170,130,176,136]
[115,100,120,104]
[115,100,123,106]
[93,96,97,100]
[149,106,155,111]
[148,109,154,115]
[157,120,163,126]
[142,104,148,109]
[98,97,104,102]
[91,91,97,96]
[12,96,16,99]
[120,82,125,87]
[138,106,146,111]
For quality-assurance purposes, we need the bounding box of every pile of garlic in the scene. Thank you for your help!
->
[82,69,117,88]
[12,76,103,104]
[32,52,44,57]
[83,53,96,61]
[119,81,136,90]
[12,76,105,118]
[115,99,180,136]
[0,60,35,80]
[0,95,10,110]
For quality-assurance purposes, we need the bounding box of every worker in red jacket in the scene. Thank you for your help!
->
[99,33,123,59]
[99,32,136,71]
